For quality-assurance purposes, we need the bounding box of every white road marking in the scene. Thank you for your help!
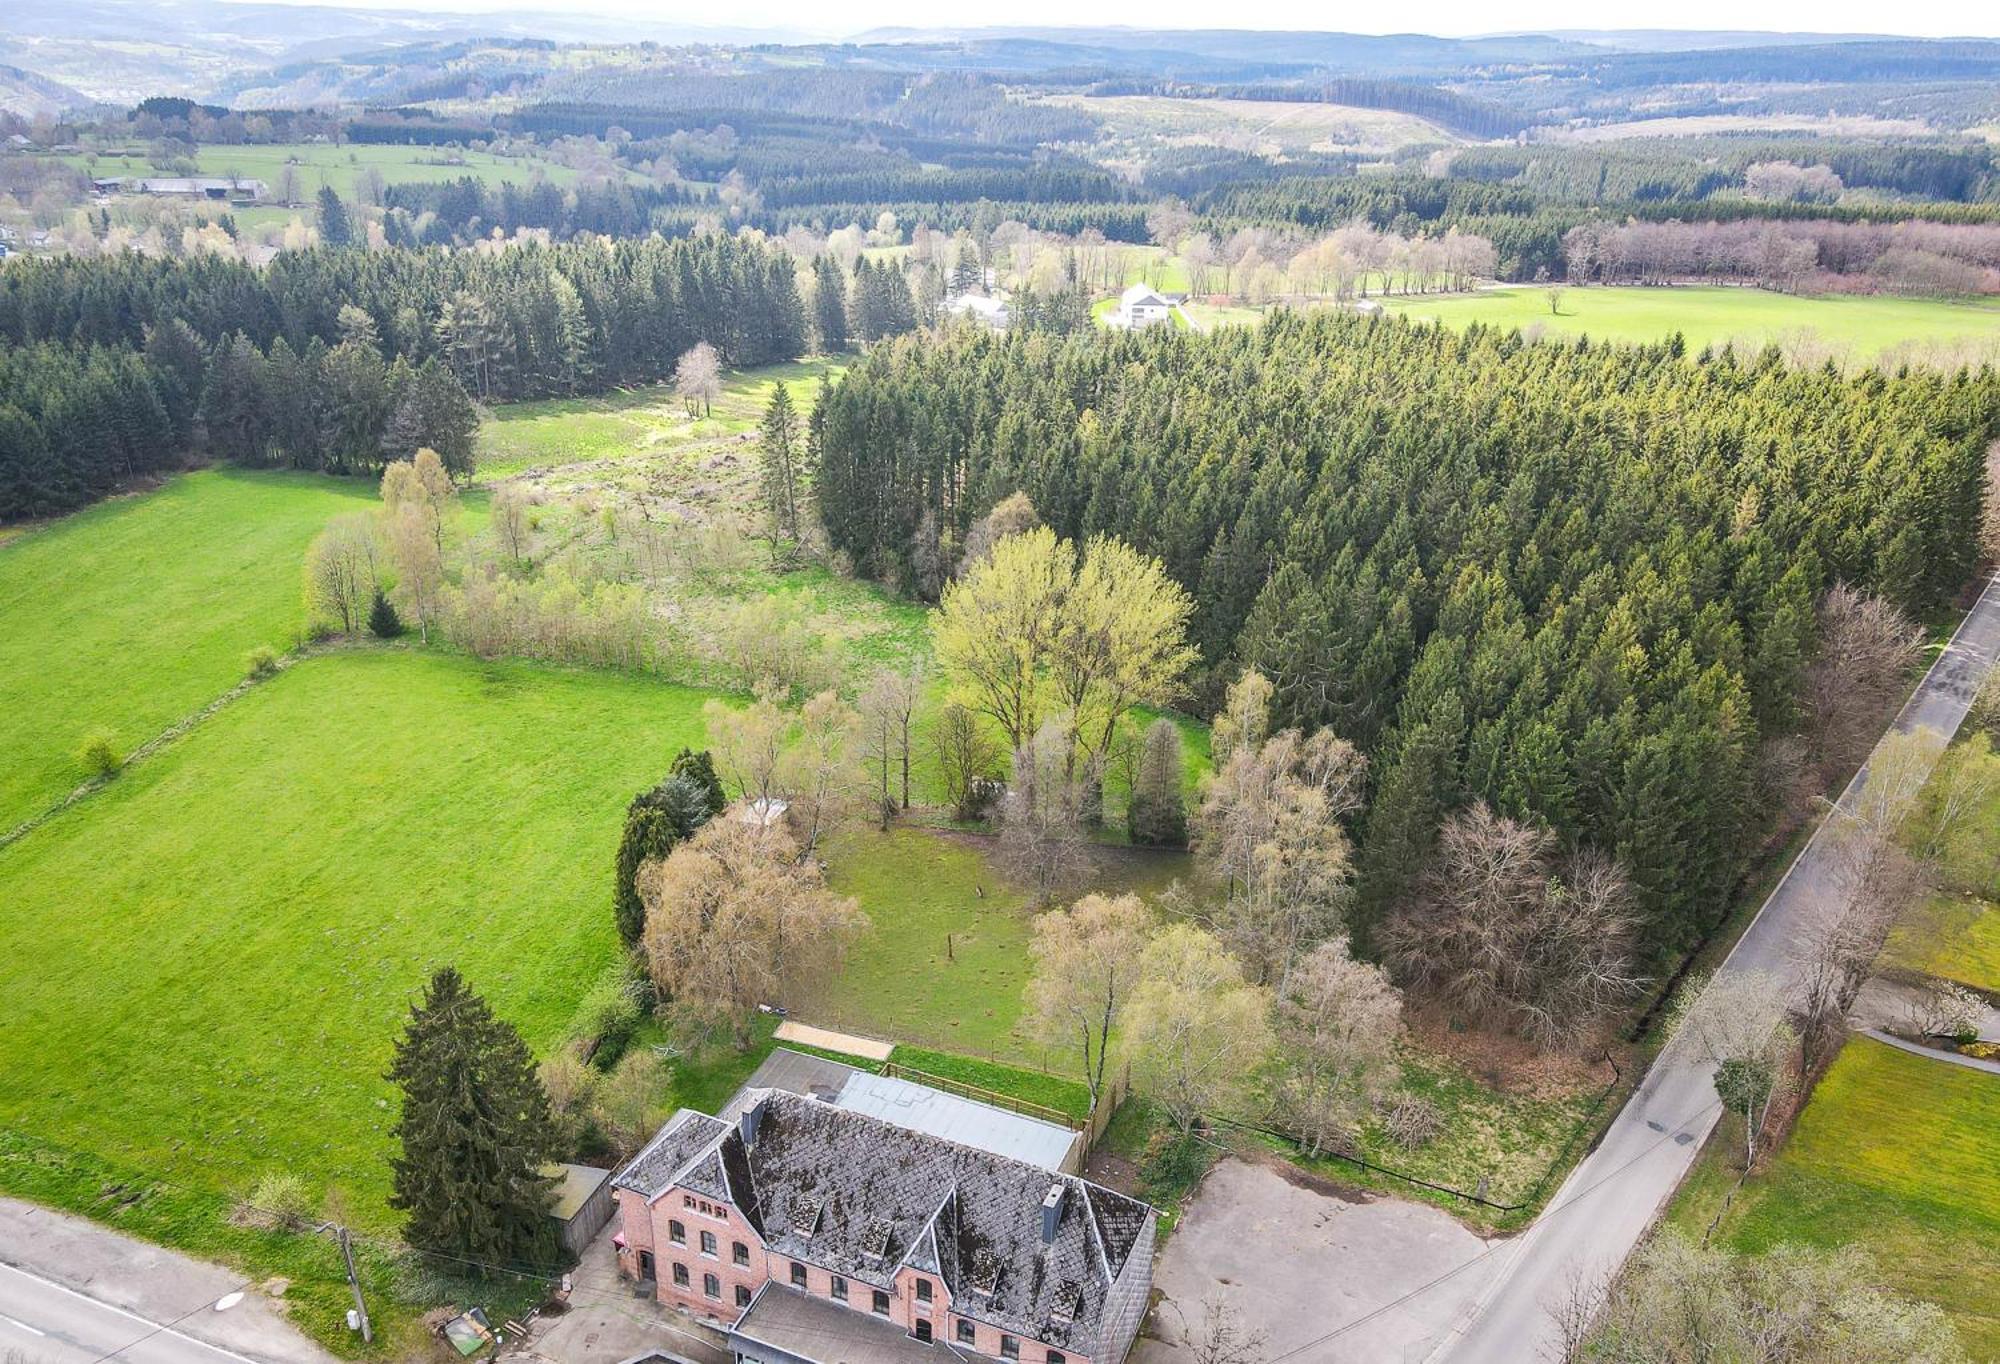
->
[1,1311,49,1335]
[0,1262,264,1364]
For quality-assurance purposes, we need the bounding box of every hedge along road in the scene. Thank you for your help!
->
[1422,572,2000,1364]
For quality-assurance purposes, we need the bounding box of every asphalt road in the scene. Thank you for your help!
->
[1432,571,2000,1363]
[0,1262,264,1364]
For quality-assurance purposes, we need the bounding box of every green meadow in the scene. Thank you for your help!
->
[0,469,373,830]
[69,141,591,199]
[1670,1035,2000,1355]
[1379,284,2000,360]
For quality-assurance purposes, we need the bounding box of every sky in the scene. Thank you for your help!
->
[250,0,1999,40]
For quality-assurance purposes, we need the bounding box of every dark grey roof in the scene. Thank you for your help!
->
[624,1090,1151,1351]
[733,1283,953,1364]
[612,1110,730,1197]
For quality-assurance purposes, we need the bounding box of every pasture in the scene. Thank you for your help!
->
[1378,284,2000,362]
[1672,1036,2000,1355]
[69,140,588,199]
[0,468,374,831]
[0,647,719,1232]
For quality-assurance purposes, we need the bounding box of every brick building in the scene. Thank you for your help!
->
[610,1088,1156,1364]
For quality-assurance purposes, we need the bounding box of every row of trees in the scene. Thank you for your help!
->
[813,313,2000,960]
[1562,217,2000,293]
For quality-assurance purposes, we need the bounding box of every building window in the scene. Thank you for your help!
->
[703,1273,720,1300]
[736,1285,752,1308]
[733,1241,750,1266]
[957,1320,976,1345]
[1001,1336,1020,1360]
[672,1262,689,1287]
[872,1289,891,1316]
[668,1219,686,1245]
[700,1230,718,1257]
[832,1276,848,1301]
[1049,1354,1066,1364]
[915,1321,933,1343]
[916,1278,933,1303]
[791,1261,808,1287]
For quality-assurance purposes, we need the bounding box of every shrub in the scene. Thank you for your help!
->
[1139,1125,1214,1207]
[244,644,280,680]
[570,964,645,1070]
[368,589,404,639]
[1383,1096,1443,1150]
[246,1171,316,1231]
[77,731,123,780]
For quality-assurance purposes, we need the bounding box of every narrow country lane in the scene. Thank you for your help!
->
[1432,572,2000,1363]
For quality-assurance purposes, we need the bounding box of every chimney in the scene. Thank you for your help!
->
[739,1096,767,1149]
[1040,1182,1065,1244]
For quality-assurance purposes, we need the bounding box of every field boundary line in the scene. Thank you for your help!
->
[0,641,363,853]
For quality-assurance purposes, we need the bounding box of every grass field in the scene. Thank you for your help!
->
[1379,285,2000,361]
[1668,1035,2000,1355]
[0,469,374,831]
[818,825,1193,1063]
[1881,733,2000,991]
[1047,93,1454,157]
[476,358,845,480]
[0,647,723,1234]
[67,141,591,199]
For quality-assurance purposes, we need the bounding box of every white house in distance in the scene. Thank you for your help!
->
[943,293,1009,331]
[1114,284,1173,329]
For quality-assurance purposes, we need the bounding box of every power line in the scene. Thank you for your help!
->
[81,1277,259,1364]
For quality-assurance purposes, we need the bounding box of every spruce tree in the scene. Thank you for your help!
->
[759,381,802,547]
[316,187,353,247]
[387,967,560,1271]
[813,257,848,352]
[612,761,721,947]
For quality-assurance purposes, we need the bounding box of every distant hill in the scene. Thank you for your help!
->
[848,26,1592,73]
[0,61,90,117]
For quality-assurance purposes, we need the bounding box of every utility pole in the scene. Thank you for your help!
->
[320,1222,372,1344]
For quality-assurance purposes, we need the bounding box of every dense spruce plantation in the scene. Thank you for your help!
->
[0,234,807,518]
[814,313,2000,957]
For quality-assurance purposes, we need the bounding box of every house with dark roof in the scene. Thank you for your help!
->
[610,1088,1156,1364]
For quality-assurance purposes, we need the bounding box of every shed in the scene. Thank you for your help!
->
[545,1161,615,1257]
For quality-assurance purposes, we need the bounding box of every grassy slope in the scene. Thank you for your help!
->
[1670,1036,2000,1355]
[0,647,721,1232]
[0,468,374,830]
[1881,734,2000,991]
[1379,285,2000,359]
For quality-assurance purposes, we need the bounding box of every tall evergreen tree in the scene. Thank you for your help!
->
[316,187,353,247]
[612,768,718,947]
[813,257,849,353]
[386,967,561,1271]
[759,381,803,548]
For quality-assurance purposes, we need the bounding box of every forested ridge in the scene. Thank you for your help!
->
[0,233,807,518]
[814,313,2000,957]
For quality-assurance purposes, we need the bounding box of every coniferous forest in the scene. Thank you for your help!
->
[0,233,807,518]
[814,313,2000,958]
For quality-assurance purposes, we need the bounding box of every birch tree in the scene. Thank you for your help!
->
[1024,892,1150,1112]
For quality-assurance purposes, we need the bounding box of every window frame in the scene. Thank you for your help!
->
[956,1319,977,1345]
[872,1289,891,1316]
[733,1240,750,1266]
[831,1275,848,1301]
[671,1261,689,1287]
[702,1271,721,1300]
[1001,1335,1021,1360]
[699,1229,718,1258]
[668,1219,686,1246]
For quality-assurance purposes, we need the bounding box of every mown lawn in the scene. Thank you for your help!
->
[0,647,723,1234]
[0,468,374,830]
[1379,285,2000,360]
[1881,732,2000,991]
[1669,1035,2000,1356]
[818,824,1194,1064]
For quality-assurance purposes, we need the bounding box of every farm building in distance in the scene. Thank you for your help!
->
[92,176,267,201]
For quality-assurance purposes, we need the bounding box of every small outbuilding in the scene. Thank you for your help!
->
[545,1161,615,1258]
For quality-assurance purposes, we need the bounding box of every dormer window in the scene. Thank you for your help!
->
[792,1194,823,1240]
[969,1250,1001,1297]
[860,1219,892,1264]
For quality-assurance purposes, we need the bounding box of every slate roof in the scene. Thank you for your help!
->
[613,1090,1154,1351]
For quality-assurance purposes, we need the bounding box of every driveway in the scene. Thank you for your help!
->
[1135,1156,1500,1364]
[1434,571,2000,1361]
[0,1198,337,1364]
[506,1228,729,1364]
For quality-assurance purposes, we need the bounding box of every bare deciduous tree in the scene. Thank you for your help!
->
[384,500,444,643]
[1802,584,1923,775]
[1024,892,1150,1112]
[1542,1260,1613,1364]
[1379,804,1645,1050]
[704,684,789,805]
[673,341,722,417]
[1000,715,1089,903]
[639,814,866,1045]
[492,483,531,566]
[856,666,923,825]
[1271,937,1402,1159]
[1669,970,1794,1167]
[1583,1229,1967,1363]
[779,689,859,859]
[957,490,1039,576]
[1185,1294,1268,1364]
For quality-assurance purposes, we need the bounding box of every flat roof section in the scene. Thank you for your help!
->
[732,1284,953,1364]
[722,1050,1080,1172]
